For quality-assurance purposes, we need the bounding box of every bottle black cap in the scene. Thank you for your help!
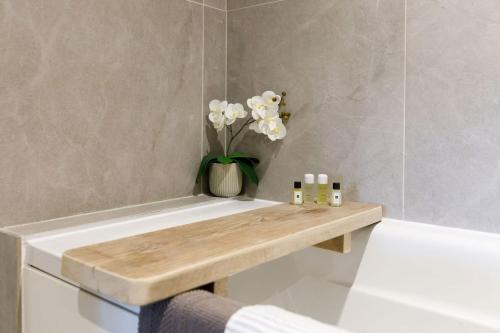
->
[294,181,302,189]
[332,182,341,190]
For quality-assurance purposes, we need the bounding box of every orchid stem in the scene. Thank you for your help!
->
[226,118,255,156]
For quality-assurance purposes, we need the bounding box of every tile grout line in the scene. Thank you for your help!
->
[402,0,407,220]
[204,3,226,12]
[201,0,205,192]
[228,0,287,12]
[185,0,226,12]
[225,8,228,101]
[224,6,228,155]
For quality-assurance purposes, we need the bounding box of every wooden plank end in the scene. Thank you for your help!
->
[314,233,352,254]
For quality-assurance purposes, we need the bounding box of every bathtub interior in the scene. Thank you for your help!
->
[229,219,500,333]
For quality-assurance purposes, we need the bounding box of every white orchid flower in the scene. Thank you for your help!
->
[248,94,279,116]
[225,103,247,125]
[208,110,224,125]
[249,121,262,134]
[247,96,266,119]
[213,118,226,131]
[262,91,281,106]
[257,108,279,133]
[208,99,228,132]
[247,91,286,140]
[209,99,227,114]
[266,118,287,141]
[219,90,288,141]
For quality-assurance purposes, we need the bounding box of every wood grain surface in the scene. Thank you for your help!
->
[62,201,382,305]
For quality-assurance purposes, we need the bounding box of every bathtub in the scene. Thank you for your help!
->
[230,218,500,333]
[22,196,500,333]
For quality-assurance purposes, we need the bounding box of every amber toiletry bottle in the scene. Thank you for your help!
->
[303,174,315,204]
[316,174,329,204]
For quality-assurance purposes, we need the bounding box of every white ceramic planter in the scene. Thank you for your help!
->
[209,163,243,197]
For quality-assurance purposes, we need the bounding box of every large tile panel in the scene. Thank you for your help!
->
[227,0,405,217]
[204,7,227,157]
[0,0,203,226]
[405,0,500,232]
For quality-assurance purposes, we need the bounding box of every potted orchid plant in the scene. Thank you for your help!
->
[197,91,289,197]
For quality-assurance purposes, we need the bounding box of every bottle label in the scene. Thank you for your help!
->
[332,192,342,206]
[293,191,303,205]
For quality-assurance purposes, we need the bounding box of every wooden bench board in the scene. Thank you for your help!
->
[62,201,382,305]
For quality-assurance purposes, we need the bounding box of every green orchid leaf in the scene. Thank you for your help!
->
[196,153,218,182]
[231,157,259,168]
[217,156,234,165]
[229,152,260,164]
[236,159,259,185]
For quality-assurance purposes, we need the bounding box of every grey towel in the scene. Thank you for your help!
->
[139,290,243,333]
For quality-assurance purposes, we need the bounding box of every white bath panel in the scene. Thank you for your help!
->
[23,266,138,333]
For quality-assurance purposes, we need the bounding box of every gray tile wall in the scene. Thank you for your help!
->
[405,0,500,233]
[0,0,227,227]
[204,6,227,157]
[227,0,405,218]
[0,1,226,330]
[227,0,500,233]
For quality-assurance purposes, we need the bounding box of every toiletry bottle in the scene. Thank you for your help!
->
[330,182,342,207]
[303,174,315,204]
[316,174,329,204]
[292,181,303,205]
